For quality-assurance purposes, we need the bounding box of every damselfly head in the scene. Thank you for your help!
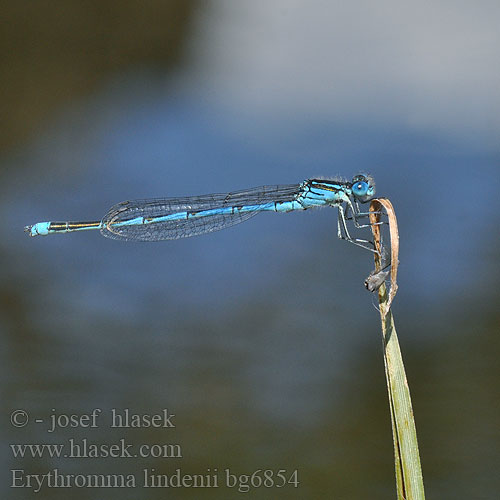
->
[351,174,375,203]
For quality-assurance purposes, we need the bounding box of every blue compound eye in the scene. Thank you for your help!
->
[353,181,369,197]
[351,174,375,202]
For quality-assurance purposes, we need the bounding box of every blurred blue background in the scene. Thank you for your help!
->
[1,1,499,499]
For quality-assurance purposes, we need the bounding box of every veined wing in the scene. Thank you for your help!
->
[100,183,301,241]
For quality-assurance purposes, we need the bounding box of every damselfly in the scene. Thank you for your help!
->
[25,174,378,251]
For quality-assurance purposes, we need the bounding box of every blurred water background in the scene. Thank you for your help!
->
[1,1,499,499]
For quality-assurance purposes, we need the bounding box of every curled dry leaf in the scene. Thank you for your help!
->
[369,198,399,313]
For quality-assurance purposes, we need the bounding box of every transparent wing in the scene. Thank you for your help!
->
[100,183,301,241]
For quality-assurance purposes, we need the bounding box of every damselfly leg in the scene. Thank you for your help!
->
[336,201,380,254]
[345,199,385,228]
